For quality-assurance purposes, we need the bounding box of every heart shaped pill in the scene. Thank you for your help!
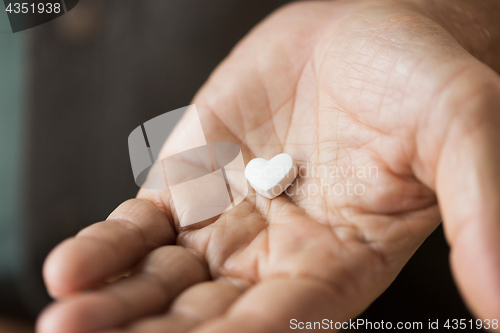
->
[245,153,298,199]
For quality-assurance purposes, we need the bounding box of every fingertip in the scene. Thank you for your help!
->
[36,303,57,333]
[37,296,114,333]
[43,238,76,298]
[43,199,176,298]
[451,220,500,320]
[37,301,75,333]
[43,237,105,298]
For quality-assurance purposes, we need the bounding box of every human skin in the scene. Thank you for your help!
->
[38,0,500,332]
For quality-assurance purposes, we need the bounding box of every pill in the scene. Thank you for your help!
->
[245,153,298,199]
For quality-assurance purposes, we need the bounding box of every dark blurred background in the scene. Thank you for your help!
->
[0,1,474,332]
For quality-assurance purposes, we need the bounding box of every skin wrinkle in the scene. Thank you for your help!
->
[436,82,500,245]
[323,183,437,262]
[235,79,279,147]
[100,289,142,326]
[328,221,390,269]
[185,225,213,271]
[131,272,173,311]
[337,23,386,93]
[269,270,350,302]
[169,307,204,328]
[313,226,383,299]
[338,17,459,118]
[361,125,410,170]
[110,219,161,249]
[68,275,168,324]
[167,283,242,323]
[214,188,391,296]
[360,132,409,178]
[393,52,427,131]
[345,215,421,270]
[75,234,125,268]
[200,102,254,158]
[342,32,411,122]
[413,64,478,188]
[320,10,483,190]
[139,249,209,300]
[372,44,405,122]
[283,56,312,150]
[198,204,264,282]
[233,91,248,146]
[109,199,174,237]
[253,58,283,151]
[322,93,387,138]
[358,24,407,118]
[223,308,285,333]
[241,106,276,146]
[200,225,227,278]
[137,313,194,332]
[258,228,355,298]
[183,247,212,279]
[269,200,388,297]
[243,30,311,148]
[139,192,176,229]
[335,8,426,94]
[316,94,322,216]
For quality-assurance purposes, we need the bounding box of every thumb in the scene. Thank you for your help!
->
[432,65,500,321]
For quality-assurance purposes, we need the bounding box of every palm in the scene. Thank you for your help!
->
[40,1,500,332]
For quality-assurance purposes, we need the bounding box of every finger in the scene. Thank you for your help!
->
[37,246,209,333]
[432,74,500,319]
[191,279,363,333]
[123,281,241,333]
[43,199,176,298]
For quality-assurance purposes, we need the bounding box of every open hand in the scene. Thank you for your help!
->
[38,1,500,332]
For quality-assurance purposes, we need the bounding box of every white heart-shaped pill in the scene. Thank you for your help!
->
[245,153,298,199]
